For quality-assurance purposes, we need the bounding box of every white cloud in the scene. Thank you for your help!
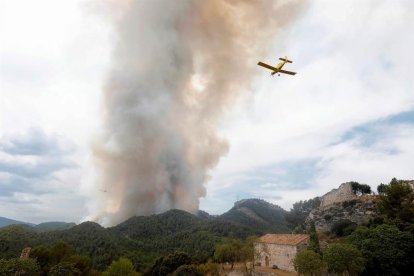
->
[0,128,87,223]
[201,0,414,213]
[0,0,109,222]
[0,0,109,145]
[1,0,414,221]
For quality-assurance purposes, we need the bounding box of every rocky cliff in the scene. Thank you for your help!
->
[306,182,377,232]
[306,196,377,232]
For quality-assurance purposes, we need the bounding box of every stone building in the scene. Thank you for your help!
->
[254,234,309,272]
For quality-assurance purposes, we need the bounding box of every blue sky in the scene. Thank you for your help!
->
[1,0,414,223]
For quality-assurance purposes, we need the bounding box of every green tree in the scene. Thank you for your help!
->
[285,197,321,230]
[150,252,192,276]
[376,178,414,232]
[103,257,138,276]
[239,236,257,273]
[241,236,256,262]
[31,241,73,273]
[0,258,40,275]
[323,243,365,276]
[331,219,357,237]
[307,222,321,254]
[349,224,414,275]
[198,261,219,276]
[65,255,92,275]
[172,264,203,276]
[31,245,53,273]
[213,239,242,269]
[293,250,324,276]
[51,241,73,264]
[31,241,94,275]
[49,262,81,276]
[350,182,371,195]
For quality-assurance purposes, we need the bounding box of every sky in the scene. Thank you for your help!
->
[1,0,414,224]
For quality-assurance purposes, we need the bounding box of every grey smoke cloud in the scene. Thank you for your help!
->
[89,0,306,226]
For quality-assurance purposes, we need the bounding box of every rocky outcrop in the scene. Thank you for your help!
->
[306,195,377,232]
[305,182,377,232]
[304,180,413,232]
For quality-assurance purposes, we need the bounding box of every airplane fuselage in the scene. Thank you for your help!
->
[271,60,288,75]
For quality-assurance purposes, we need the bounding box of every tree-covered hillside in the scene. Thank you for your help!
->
[1,180,413,275]
[220,198,290,233]
[0,208,262,271]
[34,222,76,232]
[0,216,34,228]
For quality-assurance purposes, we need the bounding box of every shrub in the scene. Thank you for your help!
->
[102,257,139,276]
[342,199,358,208]
[331,220,357,237]
[294,250,324,276]
[173,264,203,276]
[323,243,365,275]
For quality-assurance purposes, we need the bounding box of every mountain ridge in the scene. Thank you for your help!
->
[0,216,35,228]
[0,217,76,232]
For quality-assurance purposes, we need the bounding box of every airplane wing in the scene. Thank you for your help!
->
[257,62,277,71]
[278,69,297,75]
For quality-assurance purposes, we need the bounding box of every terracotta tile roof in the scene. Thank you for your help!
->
[256,234,309,245]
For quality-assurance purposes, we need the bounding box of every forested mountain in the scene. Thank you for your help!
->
[220,198,290,233]
[34,222,76,232]
[0,207,271,271]
[2,180,414,275]
[0,217,75,232]
[0,216,34,228]
[0,199,291,270]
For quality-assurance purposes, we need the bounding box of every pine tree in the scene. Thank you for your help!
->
[307,222,321,254]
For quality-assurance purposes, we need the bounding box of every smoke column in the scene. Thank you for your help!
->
[89,0,305,226]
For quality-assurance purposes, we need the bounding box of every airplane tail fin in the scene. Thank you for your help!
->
[279,57,293,63]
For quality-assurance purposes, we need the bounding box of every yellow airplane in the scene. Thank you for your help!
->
[258,56,297,76]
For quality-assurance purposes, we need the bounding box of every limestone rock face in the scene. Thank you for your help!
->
[306,182,377,232]
[304,180,413,232]
[306,196,378,232]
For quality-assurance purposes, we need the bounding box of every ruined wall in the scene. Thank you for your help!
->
[319,182,357,207]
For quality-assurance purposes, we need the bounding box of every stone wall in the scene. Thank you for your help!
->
[254,240,308,272]
[320,182,357,207]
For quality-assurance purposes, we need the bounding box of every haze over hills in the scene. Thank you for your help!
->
[33,222,77,232]
[0,217,76,232]
[0,217,34,228]
[0,198,289,233]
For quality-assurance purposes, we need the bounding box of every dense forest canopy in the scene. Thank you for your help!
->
[1,179,414,275]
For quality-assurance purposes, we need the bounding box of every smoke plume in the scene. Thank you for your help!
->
[89,0,305,226]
